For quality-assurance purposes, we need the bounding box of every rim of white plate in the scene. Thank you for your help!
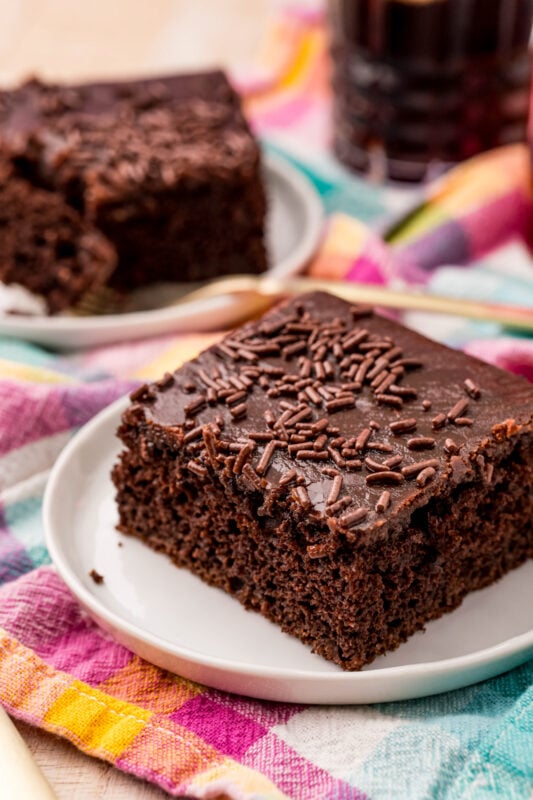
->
[43,396,533,690]
[0,152,324,335]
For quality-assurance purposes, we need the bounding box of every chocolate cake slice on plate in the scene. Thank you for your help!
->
[0,70,267,309]
[112,292,533,670]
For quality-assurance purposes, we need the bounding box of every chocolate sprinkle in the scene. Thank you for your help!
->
[242,463,263,490]
[326,397,356,413]
[383,454,403,469]
[293,485,311,508]
[187,459,208,478]
[233,442,255,474]
[279,469,298,486]
[346,459,363,470]
[364,456,386,472]
[129,383,150,402]
[295,450,329,461]
[339,507,368,528]
[327,474,343,505]
[366,471,405,486]
[355,428,372,451]
[375,491,391,513]
[376,393,403,409]
[184,394,206,416]
[431,413,447,430]
[455,416,474,426]
[230,403,247,419]
[389,418,417,435]
[407,437,436,450]
[416,466,436,486]
[444,438,460,454]
[402,459,440,478]
[464,378,481,399]
[447,397,469,421]
[326,496,352,515]
[256,440,278,475]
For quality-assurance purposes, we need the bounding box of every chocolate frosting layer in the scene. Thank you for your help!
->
[0,71,260,207]
[127,292,533,544]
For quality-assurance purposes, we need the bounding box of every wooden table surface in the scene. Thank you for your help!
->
[1,1,282,796]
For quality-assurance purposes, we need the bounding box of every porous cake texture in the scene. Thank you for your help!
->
[0,161,115,314]
[112,292,533,670]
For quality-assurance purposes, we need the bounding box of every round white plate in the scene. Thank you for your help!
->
[44,397,533,704]
[0,152,323,350]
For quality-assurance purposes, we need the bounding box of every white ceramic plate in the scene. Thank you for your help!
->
[44,397,533,704]
[0,153,323,350]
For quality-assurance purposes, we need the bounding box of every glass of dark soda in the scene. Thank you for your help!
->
[329,0,533,181]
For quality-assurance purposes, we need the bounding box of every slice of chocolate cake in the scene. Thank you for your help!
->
[112,292,533,670]
[0,162,115,315]
[0,71,267,294]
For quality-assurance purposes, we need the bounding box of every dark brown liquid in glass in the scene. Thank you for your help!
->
[329,0,533,181]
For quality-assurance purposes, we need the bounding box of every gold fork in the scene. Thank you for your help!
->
[168,274,533,333]
[73,274,533,333]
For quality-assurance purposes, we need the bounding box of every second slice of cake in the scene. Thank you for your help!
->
[0,70,267,305]
[112,292,533,670]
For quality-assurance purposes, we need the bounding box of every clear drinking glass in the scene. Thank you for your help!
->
[328,0,533,181]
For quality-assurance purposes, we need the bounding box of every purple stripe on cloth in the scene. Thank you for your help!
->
[0,525,34,585]
[395,220,470,273]
[171,695,268,759]
[242,730,366,800]
[460,190,532,258]
[0,380,132,456]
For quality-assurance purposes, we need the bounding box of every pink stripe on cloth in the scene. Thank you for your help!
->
[0,380,132,456]
[0,567,131,683]
[208,688,303,728]
[345,254,388,285]
[171,694,268,760]
[0,382,70,456]
[464,338,533,382]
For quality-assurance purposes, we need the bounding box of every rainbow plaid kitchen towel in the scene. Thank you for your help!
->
[1,3,533,799]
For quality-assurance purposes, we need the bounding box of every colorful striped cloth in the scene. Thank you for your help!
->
[1,4,533,799]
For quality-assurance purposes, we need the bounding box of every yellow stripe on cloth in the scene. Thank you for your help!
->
[191,758,290,800]
[0,359,77,384]
[387,205,449,246]
[277,28,324,93]
[0,631,71,715]
[44,680,150,758]
[134,333,222,380]
[0,630,287,795]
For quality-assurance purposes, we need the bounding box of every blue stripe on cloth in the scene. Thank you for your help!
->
[262,139,386,222]
[350,662,533,800]
[4,496,50,576]
[0,507,35,586]
[0,338,59,369]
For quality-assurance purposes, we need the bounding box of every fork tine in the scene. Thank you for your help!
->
[70,286,124,316]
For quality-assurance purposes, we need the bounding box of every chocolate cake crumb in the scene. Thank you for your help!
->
[89,569,104,585]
